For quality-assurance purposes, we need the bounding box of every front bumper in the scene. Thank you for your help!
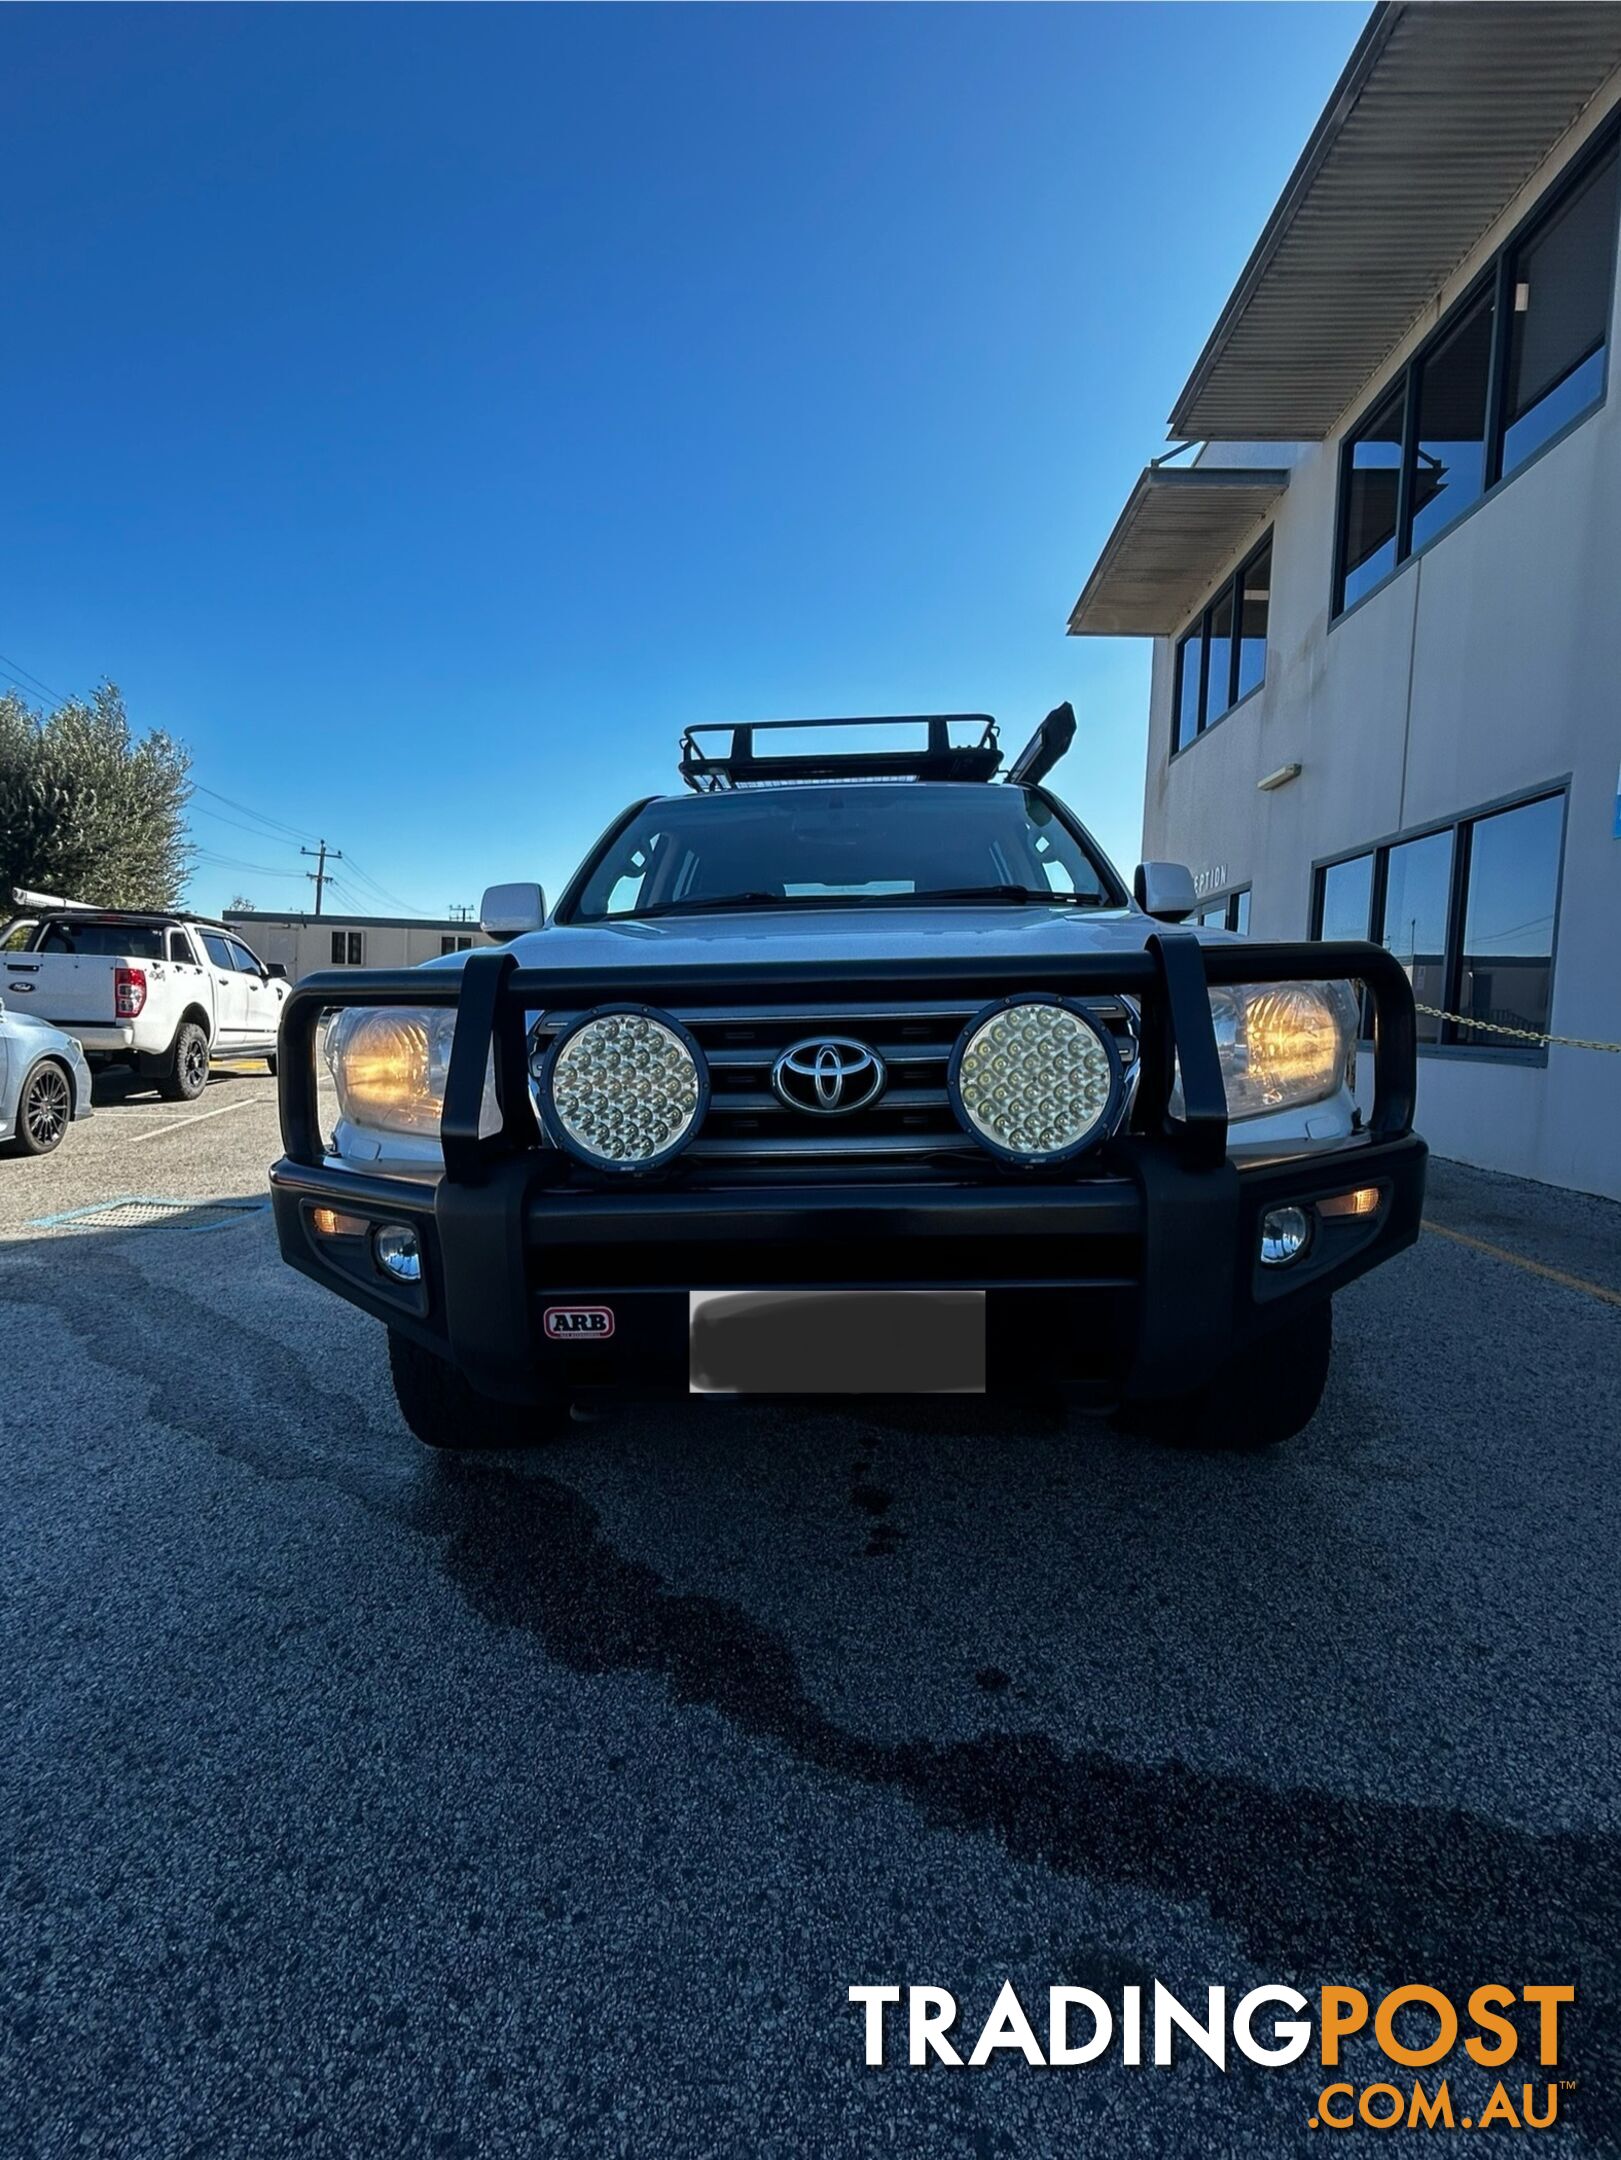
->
[271,1131,1425,1402]
[269,932,1427,1405]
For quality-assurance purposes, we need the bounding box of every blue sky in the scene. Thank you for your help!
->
[1,3,1362,921]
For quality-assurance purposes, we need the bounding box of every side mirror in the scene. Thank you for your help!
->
[1133,861,1198,923]
[480,882,547,941]
[265,962,288,981]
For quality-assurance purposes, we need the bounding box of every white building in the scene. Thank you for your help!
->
[225,910,491,983]
[1071,3,1621,1201]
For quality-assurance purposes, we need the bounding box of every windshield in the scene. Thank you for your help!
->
[567,784,1124,923]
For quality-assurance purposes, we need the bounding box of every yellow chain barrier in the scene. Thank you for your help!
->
[1412,1004,1621,1054]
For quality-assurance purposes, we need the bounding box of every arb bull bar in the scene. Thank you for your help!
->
[270,936,1426,1404]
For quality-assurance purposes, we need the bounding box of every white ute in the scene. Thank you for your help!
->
[0,909,289,1100]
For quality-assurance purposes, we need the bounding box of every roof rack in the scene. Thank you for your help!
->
[678,715,1002,792]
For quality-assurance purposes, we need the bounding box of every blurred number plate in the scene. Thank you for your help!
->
[689,1289,985,1395]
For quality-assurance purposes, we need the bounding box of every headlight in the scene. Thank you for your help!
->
[948,997,1123,1165]
[1184,980,1357,1122]
[539,1007,706,1171]
[325,1006,485,1141]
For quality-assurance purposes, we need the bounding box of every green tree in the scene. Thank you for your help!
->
[0,685,192,908]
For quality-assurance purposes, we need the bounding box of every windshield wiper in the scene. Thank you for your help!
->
[901,884,1100,906]
[619,892,791,920]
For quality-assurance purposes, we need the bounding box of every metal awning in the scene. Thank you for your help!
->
[1067,466,1288,637]
[1170,2,1621,441]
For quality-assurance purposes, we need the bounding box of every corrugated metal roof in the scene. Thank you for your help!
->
[1170,2,1621,440]
[1067,467,1287,636]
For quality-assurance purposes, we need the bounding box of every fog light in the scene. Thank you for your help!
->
[374,1223,422,1284]
[1259,1205,1312,1267]
[311,1206,366,1238]
[1319,1185,1382,1219]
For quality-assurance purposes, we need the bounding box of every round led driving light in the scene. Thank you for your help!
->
[541,1007,706,1171]
[948,996,1122,1166]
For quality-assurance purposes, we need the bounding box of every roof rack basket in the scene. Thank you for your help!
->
[678,715,1002,792]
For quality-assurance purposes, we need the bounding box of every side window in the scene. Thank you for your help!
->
[227,938,263,975]
[168,929,197,965]
[1,920,37,952]
[330,931,364,966]
[603,835,668,916]
[201,931,234,970]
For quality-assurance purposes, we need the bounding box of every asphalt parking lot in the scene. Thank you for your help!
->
[3,1072,1618,2157]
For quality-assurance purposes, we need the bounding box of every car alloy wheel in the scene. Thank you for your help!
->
[184,1035,208,1090]
[23,1066,70,1151]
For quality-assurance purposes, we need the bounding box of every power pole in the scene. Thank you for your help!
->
[302,840,342,916]
[448,901,474,922]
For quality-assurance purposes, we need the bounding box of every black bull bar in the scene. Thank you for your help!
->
[272,935,1423,1401]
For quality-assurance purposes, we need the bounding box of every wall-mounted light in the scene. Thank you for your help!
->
[1257,763,1302,792]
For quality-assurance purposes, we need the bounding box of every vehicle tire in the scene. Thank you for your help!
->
[1117,1298,1333,1451]
[386,1328,569,1451]
[265,1052,278,1077]
[7,1060,73,1157]
[158,1020,210,1101]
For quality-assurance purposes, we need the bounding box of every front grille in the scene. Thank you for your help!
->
[528,997,1138,1169]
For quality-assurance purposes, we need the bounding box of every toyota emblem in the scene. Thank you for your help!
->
[771,1037,886,1116]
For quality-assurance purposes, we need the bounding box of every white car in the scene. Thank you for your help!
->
[0,909,289,1100]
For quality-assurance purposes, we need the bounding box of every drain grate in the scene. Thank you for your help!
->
[26,1196,270,1235]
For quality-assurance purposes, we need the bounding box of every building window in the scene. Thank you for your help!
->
[1456,793,1563,1046]
[439,934,474,955]
[1195,887,1251,934]
[1410,290,1494,553]
[1333,128,1620,618]
[1502,146,1620,476]
[1235,542,1270,703]
[1311,790,1565,1056]
[331,930,364,965]
[1339,385,1405,611]
[1315,852,1374,945]
[1170,529,1272,756]
[1379,830,1454,1044]
[1173,628,1203,752]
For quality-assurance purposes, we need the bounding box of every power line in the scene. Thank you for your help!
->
[0,649,69,707]
[193,847,306,879]
[341,852,432,917]
[191,802,305,848]
[190,781,318,846]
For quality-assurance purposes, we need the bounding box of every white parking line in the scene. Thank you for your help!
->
[123,1097,271,1144]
